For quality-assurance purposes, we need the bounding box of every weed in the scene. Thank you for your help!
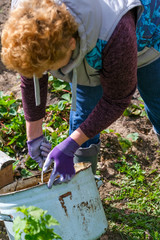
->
[13,206,62,240]
[123,102,147,117]
[0,91,26,157]
[104,156,160,239]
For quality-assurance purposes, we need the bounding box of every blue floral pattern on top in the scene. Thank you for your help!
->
[136,0,160,52]
[86,1,160,69]
[85,39,107,69]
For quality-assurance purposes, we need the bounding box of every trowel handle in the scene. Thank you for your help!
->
[0,213,13,222]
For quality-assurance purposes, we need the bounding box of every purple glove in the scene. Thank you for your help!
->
[43,136,80,188]
[27,135,52,168]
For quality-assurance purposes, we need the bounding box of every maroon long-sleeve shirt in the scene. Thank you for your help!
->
[21,10,137,139]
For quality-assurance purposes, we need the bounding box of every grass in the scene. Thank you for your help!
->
[103,155,160,239]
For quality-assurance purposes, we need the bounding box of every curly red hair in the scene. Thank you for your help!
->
[1,0,78,78]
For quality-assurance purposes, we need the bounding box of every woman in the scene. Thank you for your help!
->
[2,0,159,188]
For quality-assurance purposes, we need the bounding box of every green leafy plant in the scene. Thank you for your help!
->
[115,157,145,184]
[115,132,139,153]
[0,91,26,156]
[48,76,70,92]
[116,133,132,153]
[13,206,62,240]
[0,81,71,158]
[127,132,139,142]
[45,102,70,148]
[58,93,72,111]
[101,128,115,134]
[20,168,33,177]
[25,157,39,170]
[123,102,146,117]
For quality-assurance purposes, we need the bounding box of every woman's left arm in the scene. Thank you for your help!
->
[79,10,137,139]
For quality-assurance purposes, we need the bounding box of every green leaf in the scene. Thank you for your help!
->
[101,128,114,133]
[45,215,59,227]
[127,132,139,141]
[48,75,54,81]
[28,207,46,220]
[25,158,39,170]
[118,137,132,153]
[123,108,131,116]
[52,79,67,91]
[13,216,22,233]
[58,100,66,110]
[13,160,20,170]
[0,105,8,115]
[21,169,33,177]
[132,109,141,115]
[7,99,17,106]
[61,93,71,102]
[7,135,19,145]
[9,108,17,116]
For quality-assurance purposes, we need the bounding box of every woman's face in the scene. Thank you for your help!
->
[50,38,76,71]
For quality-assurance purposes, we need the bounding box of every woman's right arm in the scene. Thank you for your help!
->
[20,73,48,139]
[21,74,48,123]
[21,74,51,167]
[26,119,43,141]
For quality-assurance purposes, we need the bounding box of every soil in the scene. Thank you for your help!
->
[0,1,160,240]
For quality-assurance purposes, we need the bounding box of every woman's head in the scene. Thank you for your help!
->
[1,0,78,78]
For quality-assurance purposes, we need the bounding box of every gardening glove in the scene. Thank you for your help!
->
[43,136,80,188]
[27,135,52,168]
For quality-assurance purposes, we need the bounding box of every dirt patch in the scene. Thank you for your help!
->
[0,0,21,100]
[0,1,160,240]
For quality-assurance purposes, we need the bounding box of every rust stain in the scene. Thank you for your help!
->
[73,198,102,229]
[73,198,101,212]
[59,191,72,216]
